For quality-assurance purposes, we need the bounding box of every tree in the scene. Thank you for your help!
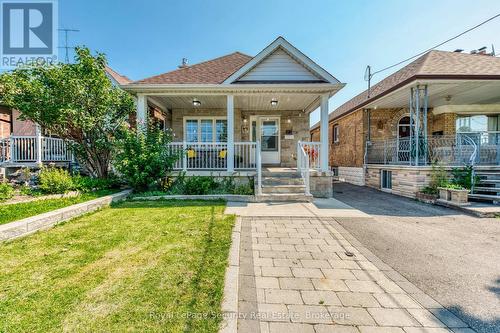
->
[114,125,180,191]
[0,47,134,177]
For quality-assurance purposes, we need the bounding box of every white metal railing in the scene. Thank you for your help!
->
[256,140,262,195]
[42,137,72,161]
[0,136,72,164]
[297,141,311,195]
[235,142,257,170]
[166,141,257,171]
[298,141,322,171]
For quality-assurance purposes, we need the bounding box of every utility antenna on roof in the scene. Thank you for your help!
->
[364,65,373,98]
[58,28,80,63]
[492,44,496,56]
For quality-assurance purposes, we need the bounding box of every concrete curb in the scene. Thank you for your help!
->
[219,217,241,333]
[131,194,255,202]
[0,189,132,242]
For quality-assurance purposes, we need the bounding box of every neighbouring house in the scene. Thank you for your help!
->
[0,66,168,170]
[311,49,500,201]
[1,37,345,199]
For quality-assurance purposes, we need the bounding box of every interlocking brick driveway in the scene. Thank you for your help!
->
[224,215,475,333]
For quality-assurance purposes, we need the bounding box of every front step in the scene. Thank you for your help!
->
[468,193,500,202]
[472,186,500,192]
[262,184,306,194]
[256,193,313,202]
[261,171,301,178]
[262,176,304,185]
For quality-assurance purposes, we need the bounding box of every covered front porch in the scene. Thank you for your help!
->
[133,87,334,174]
[364,79,500,167]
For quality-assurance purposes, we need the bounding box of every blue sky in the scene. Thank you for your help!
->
[59,0,500,125]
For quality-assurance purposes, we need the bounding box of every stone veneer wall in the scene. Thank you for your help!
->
[170,109,308,167]
[309,172,333,198]
[365,165,453,199]
[338,167,365,186]
[240,110,309,167]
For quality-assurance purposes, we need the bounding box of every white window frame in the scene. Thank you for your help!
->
[333,124,340,143]
[381,169,392,191]
[183,116,227,143]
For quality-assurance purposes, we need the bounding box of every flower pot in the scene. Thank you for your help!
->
[437,187,451,201]
[449,188,469,204]
[416,192,438,204]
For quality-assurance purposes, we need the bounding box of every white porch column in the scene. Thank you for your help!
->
[136,94,148,133]
[227,95,235,172]
[35,124,42,165]
[320,93,330,172]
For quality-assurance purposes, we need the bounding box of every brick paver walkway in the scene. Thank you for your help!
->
[227,216,473,333]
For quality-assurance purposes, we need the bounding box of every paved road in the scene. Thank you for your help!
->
[332,182,500,333]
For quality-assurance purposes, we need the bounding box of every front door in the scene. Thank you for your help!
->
[251,116,280,165]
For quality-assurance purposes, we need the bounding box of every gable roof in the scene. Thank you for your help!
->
[134,52,252,84]
[311,50,500,130]
[105,66,132,85]
[224,36,340,84]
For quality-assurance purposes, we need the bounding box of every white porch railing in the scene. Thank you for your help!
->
[298,141,322,171]
[166,142,257,171]
[297,141,311,195]
[0,136,72,164]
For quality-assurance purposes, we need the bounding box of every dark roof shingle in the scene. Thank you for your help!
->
[134,52,253,84]
[316,50,500,129]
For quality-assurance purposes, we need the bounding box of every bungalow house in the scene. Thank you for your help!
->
[1,37,344,199]
[311,49,500,201]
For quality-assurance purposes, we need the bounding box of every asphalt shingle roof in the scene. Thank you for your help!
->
[134,52,253,84]
[312,50,500,130]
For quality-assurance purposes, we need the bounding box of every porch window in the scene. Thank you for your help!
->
[184,117,227,142]
[381,170,392,190]
[333,124,339,143]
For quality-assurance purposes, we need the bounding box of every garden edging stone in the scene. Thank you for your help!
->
[0,189,131,242]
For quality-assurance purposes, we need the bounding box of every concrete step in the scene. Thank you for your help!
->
[473,186,500,192]
[262,177,304,186]
[261,171,301,178]
[262,185,306,194]
[256,193,313,203]
[468,193,500,202]
[477,179,500,184]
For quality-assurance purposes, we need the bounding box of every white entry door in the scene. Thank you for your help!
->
[251,116,280,165]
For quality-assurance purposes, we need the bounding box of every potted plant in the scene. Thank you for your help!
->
[438,183,469,204]
[416,186,438,204]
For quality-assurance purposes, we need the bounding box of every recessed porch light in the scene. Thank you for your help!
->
[193,99,201,107]
[270,99,278,107]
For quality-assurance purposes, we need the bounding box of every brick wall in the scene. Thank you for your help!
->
[12,109,36,136]
[330,109,366,168]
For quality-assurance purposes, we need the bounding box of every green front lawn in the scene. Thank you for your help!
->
[0,200,235,332]
[0,190,117,225]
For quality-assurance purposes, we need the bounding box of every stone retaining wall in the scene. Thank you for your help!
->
[0,190,131,242]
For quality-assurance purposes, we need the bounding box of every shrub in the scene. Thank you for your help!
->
[72,174,120,192]
[451,166,478,190]
[420,186,438,195]
[429,164,449,190]
[38,167,74,194]
[114,125,180,191]
[0,182,14,201]
[233,183,254,195]
[183,176,218,195]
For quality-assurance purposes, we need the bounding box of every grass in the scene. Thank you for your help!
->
[0,189,117,225]
[0,200,235,333]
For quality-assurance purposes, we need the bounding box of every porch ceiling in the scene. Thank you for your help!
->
[152,93,320,111]
[366,79,500,110]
